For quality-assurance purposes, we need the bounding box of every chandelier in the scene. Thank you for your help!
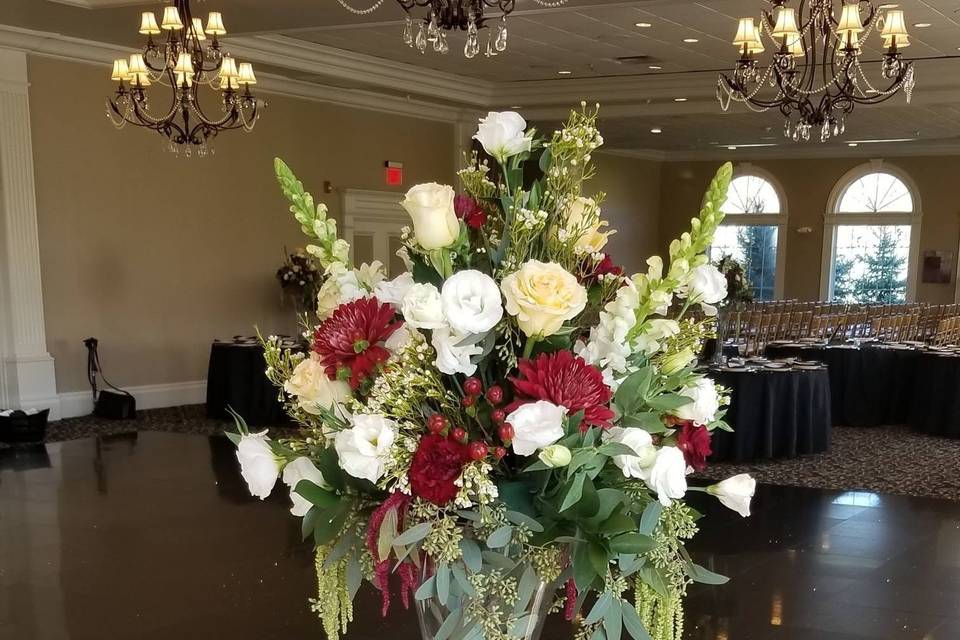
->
[717,1,916,142]
[106,1,263,155]
[337,0,568,59]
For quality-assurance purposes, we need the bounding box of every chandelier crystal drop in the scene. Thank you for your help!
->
[338,0,568,58]
[106,0,264,155]
[717,1,917,143]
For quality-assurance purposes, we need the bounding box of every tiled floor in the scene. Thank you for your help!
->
[1,432,957,639]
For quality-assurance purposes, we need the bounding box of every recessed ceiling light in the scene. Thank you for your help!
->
[848,142,859,147]
[648,65,662,70]
[913,22,931,28]
[557,70,572,75]
[635,22,652,28]
[727,146,737,150]
[878,4,899,9]
[650,128,663,134]
[509,105,523,109]
[683,38,699,43]
[673,97,688,102]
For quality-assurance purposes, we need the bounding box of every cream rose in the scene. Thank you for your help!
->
[283,353,352,417]
[400,183,461,250]
[501,260,588,337]
[473,111,532,163]
[564,197,613,255]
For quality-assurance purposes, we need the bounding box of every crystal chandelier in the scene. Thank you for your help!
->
[106,1,263,155]
[717,1,916,142]
[337,0,568,59]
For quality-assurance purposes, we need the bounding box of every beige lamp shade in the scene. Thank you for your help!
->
[787,34,805,57]
[733,17,758,45]
[174,52,195,76]
[190,18,207,41]
[237,63,257,85]
[219,76,240,91]
[175,71,193,88]
[836,3,864,37]
[128,54,148,76]
[219,56,239,79]
[881,10,910,48]
[161,6,184,30]
[139,12,161,35]
[771,7,800,39]
[111,58,130,81]
[205,12,227,36]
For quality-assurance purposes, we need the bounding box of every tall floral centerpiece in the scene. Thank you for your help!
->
[231,105,756,640]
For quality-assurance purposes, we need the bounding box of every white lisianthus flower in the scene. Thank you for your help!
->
[681,264,728,316]
[707,474,757,517]
[659,347,696,376]
[538,444,572,468]
[373,272,415,307]
[384,324,420,354]
[432,326,483,376]
[646,446,688,506]
[473,111,532,163]
[401,283,446,330]
[507,400,567,456]
[501,260,587,338]
[334,414,397,483]
[674,377,720,425]
[283,353,352,417]
[633,319,680,356]
[400,183,461,250]
[564,197,614,255]
[602,427,657,479]
[282,456,330,517]
[236,431,280,500]
[441,270,504,335]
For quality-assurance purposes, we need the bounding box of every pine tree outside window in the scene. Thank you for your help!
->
[709,166,787,301]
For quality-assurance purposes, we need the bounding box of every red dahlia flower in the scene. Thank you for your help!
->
[312,297,401,390]
[509,350,615,430]
[675,421,712,472]
[408,434,470,505]
[454,194,488,229]
[582,253,623,285]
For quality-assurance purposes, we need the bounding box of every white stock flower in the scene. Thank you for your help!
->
[681,264,728,316]
[674,377,720,425]
[334,414,397,483]
[373,272,415,307]
[401,183,461,250]
[577,280,639,383]
[507,400,567,456]
[316,261,384,320]
[501,260,587,338]
[282,457,330,517]
[646,446,688,506]
[708,474,757,517]
[603,427,657,479]
[441,270,504,335]
[538,444,572,468]
[633,319,680,356]
[236,431,280,500]
[401,283,446,330]
[283,353,352,417]
[473,111,532,163]
[432,327,483,376]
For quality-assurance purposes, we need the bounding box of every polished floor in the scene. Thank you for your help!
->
[1,432,958,640]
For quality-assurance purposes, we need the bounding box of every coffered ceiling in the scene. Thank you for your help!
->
[5,0,960,156]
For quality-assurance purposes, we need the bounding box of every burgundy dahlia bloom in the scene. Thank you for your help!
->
[508,350,615,430]
[675,421,712,472]
[312,297,401,390]
[408,434,470,505]
[581,253,623,285]
[454,194,488,229]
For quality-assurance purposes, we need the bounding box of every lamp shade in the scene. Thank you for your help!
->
[175,71,193,88]
[139,12,161,35]
[174,52,195,76]
[836,3,864,37]
[733,17,757,45]
[787,34,805,57]
[237,63,257,85]
[190,18,207,41]
[128,54,148,76]
[881,10,910,48]
[161,6,184,30]
[219,56,240,85]
[771,7,800,38]
[111,58,130,81]
[205,12,227,36]
[219,76,240,91]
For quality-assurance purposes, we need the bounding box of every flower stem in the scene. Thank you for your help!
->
[522,336,539,360]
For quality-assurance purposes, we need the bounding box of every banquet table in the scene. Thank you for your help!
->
[205,339,291,426]
[707,364,832,462]
[908,351,960,437]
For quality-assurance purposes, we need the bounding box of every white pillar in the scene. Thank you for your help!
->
[0,48,60,418]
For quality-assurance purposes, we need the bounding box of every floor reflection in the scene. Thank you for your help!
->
[1,432,958,639]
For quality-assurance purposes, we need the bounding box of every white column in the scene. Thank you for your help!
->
[0,48,60,418]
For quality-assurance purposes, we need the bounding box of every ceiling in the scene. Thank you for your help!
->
[5,0,960,156]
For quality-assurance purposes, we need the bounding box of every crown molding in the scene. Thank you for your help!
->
[595,148,667,162]
[661,139,960,162]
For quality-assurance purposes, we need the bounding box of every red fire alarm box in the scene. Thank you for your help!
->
[385,161,404,186]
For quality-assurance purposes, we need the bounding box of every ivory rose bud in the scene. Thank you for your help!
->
[334,414,398,483]
[282,457,330,517]
[507,400,567,456]
[473,111,532,163]
[707,474,757,517]
[539,444,572,468]
[283,353,352,416]
[501,260,587,338]
[564,197,613,255]
[441,270,504,335]
[400,183,461,250]
[236,431,281,500]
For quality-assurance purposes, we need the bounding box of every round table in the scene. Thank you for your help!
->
[908,352,960,437]
[708,366,832,462]
[206,340,291,426]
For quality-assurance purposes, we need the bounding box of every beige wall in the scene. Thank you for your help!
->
[659,157,960,303]
[29,56,455,392]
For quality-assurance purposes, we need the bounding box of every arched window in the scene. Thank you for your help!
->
[708,166,787,301]
[821,161,921,303]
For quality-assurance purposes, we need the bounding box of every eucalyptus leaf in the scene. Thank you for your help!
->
[414,575,436,601]
[597,442,642,458]
[435,607,463,640]
[323,529,357,569]
[610,533,655,555]
[346,554,363,601]
[584,591,614,625]
[486,524,514,549]
[638,566,669,599]
[511,615,533,638]
[639,501,662,536]
[599,512,636,536]
[377,507,398,561]
[506,510,545,533]
[603,596,622,640]
[451,565,476,596]
[560,473,586,512]
[393,521,433,546]
[459,538,482,573]
[621,599,653,640]
[481,550,516,571]
[514,565,539,615]
[573,542,597,591]
[685,563,730,585]
[437,562,451,606]
[301,506,320,541]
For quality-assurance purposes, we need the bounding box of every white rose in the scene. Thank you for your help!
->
[564,197,613,255]
[707,474,757,517]
[400,183,461,250]
[373,272,415,307]
[334,414,397,483]
[674,378,720,425]
[282,456,330,517]
[682,264,728,316]
[236,431,280,500]
[539,444,572,468]
[646,446,688,506]
[283,353,352,417]
[401,283,446,330]
[473,111,532,163]
[501,260,587,338]
[432,326,483,376]
[603,427,657,479]
[441,270,504,335]
[507,400,567,456]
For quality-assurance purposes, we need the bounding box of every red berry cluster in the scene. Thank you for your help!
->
[425,377,514,463]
